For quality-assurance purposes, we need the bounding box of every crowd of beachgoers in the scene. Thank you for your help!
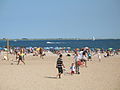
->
[0,46,120,78]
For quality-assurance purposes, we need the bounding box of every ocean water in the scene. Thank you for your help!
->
[0,39,120,49]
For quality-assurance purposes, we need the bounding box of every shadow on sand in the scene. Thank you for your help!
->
[44,76,57,79]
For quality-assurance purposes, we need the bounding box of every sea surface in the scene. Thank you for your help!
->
[0,39,120,49]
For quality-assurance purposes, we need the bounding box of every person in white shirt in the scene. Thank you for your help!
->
[97,50,101,61]
[70,63,75,75]
[74,51,80,74]
[79,48,88,67]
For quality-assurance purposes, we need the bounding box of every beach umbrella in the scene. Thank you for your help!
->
[75,48,79,51]
[108,48,113,50]
[36,48,40,51]
[44,47,50,50]
[95,48,100,51]
[85,47,89,49]
[59,47,62,50]
[29,47,32,49]
[97,48,100,50]
[49,47,53,49]
[16,47,20,49]
[26,47,33,50]
[4,48,8,51]
[55,47,59,50]
[91,48,95,51]
[67,47,71,49]
[26,47,30,49]
[65,47,71,50]
[0,47,3,50]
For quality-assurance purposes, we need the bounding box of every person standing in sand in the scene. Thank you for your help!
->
[20,48,25,60]
[39,48,44,59]
[56,54,65,78]
[74,51,80,74]
[70,63,75,75]
[87,49,92,61]
[82,50,88,67]
[97,49,101,61]
[17,50,25,65]
[79,48,87,67]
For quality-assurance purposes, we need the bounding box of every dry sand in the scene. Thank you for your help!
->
[0,52,120,90]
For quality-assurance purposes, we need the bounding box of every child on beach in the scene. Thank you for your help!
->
[70,63,75,75]
[56,54,65,78]
[87,52,92,61]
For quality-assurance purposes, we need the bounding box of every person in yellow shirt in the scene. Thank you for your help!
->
[17,48,25,65]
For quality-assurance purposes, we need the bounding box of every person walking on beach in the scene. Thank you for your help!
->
[82,50,88,67]
[97,49,101,61]
[56,54,65,78]
[20,48,25,60]
[74,51,80,74]
[79,48,87,67]
[17,52,25,65]
[39,48,44,59]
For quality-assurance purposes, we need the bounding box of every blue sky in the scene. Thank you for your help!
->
[0,0,120,39]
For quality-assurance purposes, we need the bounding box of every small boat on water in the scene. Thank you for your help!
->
[14,40,17,42]
[46,42,52,44]
[92,36,95,41]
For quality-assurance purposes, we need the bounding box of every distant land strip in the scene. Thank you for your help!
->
[0,38,120,41]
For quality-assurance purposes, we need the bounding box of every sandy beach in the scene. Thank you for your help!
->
[1,0,120,90]
[0,52,120,90]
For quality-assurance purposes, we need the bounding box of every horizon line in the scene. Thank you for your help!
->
[0,38,120,40]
